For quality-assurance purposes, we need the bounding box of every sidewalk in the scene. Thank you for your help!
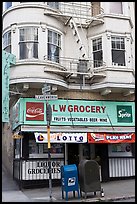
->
[2,164,135,202]
[22,179,135,202]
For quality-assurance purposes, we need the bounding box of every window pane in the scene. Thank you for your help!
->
[48,30,61,63]
[19,27,38,59]
[47,2,59,9]
[3,31,11,53]
[48,44,59,62]
[93,50,103,67]
[111,36,125,66]
[5,2,12,10]
[92,38,103,67]
[112,50,125,66]
[110,2,123,14]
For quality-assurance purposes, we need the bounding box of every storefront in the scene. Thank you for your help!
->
[12,98,135,188]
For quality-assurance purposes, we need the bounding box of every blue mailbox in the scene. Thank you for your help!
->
[61,164,80,201]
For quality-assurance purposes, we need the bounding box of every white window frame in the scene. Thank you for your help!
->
[47,29,61,63]
[111,36,126,66]
[92,37,103,68]
[19,27,38,60]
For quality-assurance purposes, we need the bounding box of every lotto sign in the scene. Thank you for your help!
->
[35,132,87,143]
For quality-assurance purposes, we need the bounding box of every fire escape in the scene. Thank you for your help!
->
[44,2,106,88]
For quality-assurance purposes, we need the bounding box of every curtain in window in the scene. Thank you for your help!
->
[19,27,38,59]
[24,28,35,58]
[48,30,61,63]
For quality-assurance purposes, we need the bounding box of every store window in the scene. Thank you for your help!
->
[19,27,38,59]
[48,30,61,63]
[108,143,133,157]
[111,36,125,66]
[110,2,123,14]
[47,2,59,10]
[3,31,11,53]
[29,138,64,158]
[14,139,21,159]
[92,37,103,67]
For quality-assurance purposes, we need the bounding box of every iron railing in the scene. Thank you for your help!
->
[44,55,106,74]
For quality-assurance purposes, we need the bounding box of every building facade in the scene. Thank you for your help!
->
[2,2,135,188]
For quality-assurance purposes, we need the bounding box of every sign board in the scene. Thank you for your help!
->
[35,133,87,143]
[42,85,51,94]
[35,95,58,100]
[88,133,135,144]
[2,50,16,122]
[11,98,135,130]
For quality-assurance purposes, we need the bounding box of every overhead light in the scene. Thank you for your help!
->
[23,83,29,91]
[51,86,57,93]
[123,90,134,96]
[101,88,111,96]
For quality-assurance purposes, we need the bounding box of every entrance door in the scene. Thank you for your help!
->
[67,143,79,166]
[95,144,109,182]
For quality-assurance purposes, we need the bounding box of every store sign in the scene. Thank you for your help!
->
[108,143,133,157]
[117,105,132,123]
[26,102,44,121]
[22,160,64,180]
[12,134,23,139]
[2,51,16,122]
[12,99,20,130]
[35,132,87,143]
[88,133,135,144]
[12,98,135,130]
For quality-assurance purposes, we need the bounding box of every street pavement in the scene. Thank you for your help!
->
[2,164,135,202]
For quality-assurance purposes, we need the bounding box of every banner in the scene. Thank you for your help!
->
[35,132,87,143]
[2,51,16,122]
[88,133,135,144]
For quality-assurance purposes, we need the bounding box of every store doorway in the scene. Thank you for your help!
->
[67,143,79,166]
[95,144,109,182]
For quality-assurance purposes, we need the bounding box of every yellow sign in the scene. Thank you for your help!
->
[12,134,23,139]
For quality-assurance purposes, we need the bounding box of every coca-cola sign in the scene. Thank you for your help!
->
[26,102,44,121]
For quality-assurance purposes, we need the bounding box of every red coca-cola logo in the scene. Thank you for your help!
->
[27,107,43,114]
[26,102,44,121]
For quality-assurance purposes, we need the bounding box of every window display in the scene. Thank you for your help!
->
[29,139,64,157]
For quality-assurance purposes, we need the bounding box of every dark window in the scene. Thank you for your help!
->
[111,36,125,66]
[47,2,59,9]
[5,2,12,10]
[92,38,103,67]
[48,30,61,63]
[3,31,11,53]
[19,27,38,59]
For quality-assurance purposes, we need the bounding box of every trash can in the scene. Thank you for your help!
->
[78,159,104,199]
[61,164,80,201]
